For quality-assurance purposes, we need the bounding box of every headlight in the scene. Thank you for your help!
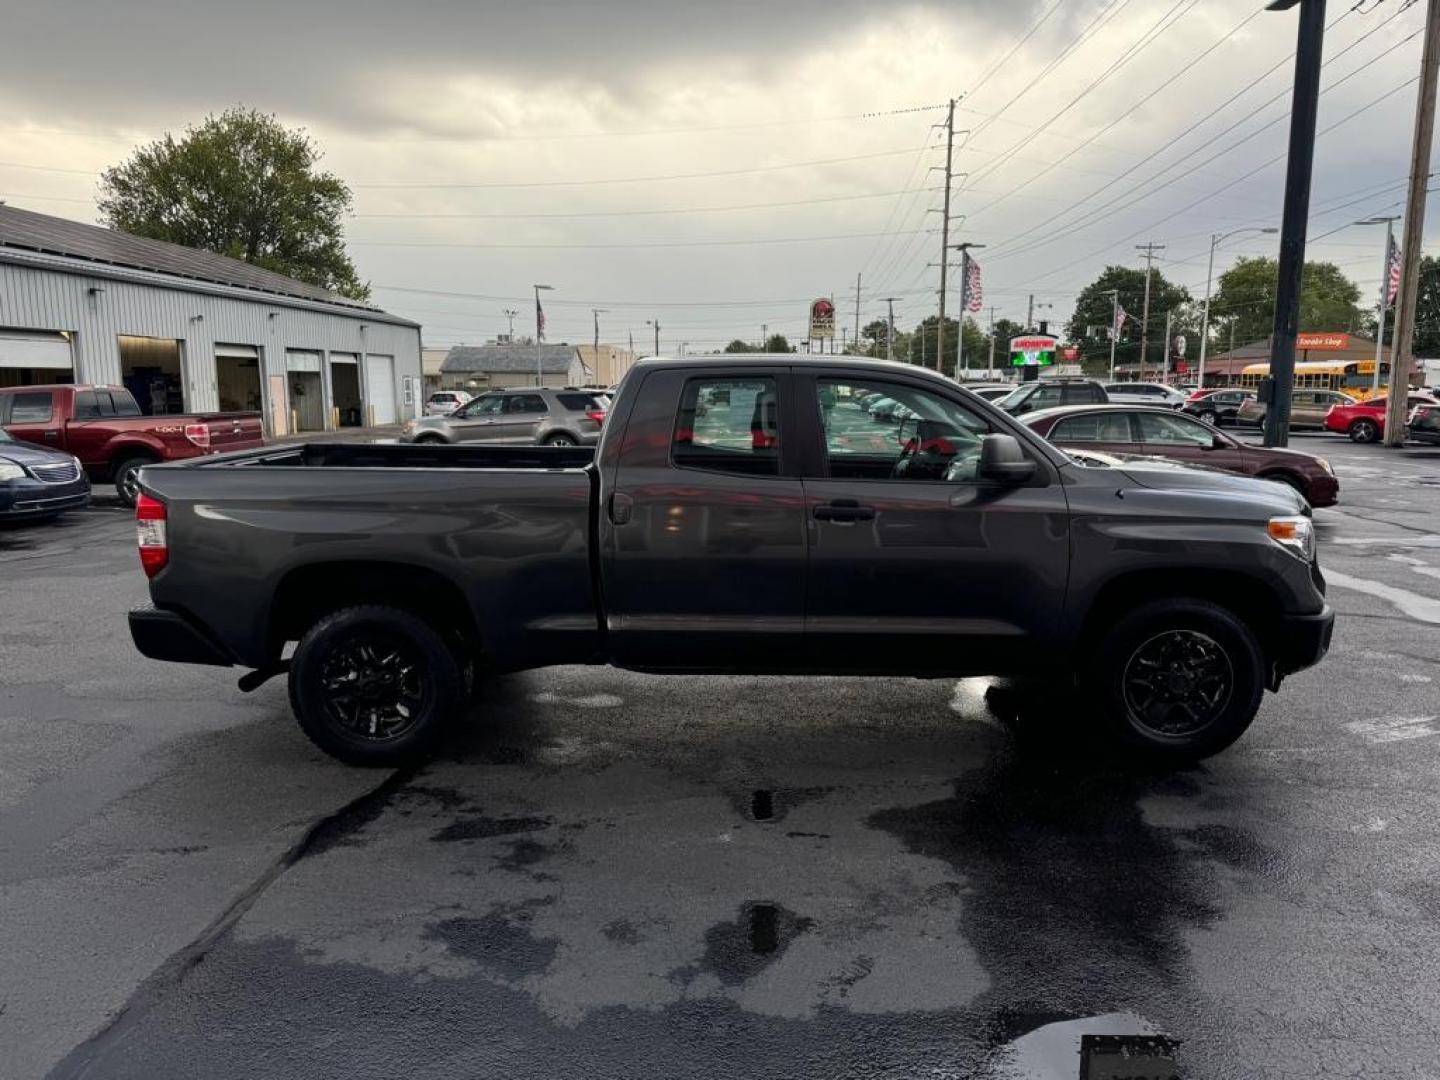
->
[1268,515,1315,562]
[1316,457,1333,475]
[0,463,24,482]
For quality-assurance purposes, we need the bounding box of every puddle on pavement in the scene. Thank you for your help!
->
[692,901,815,986]
[751,789,774,821]
[988,1012,1178,1079]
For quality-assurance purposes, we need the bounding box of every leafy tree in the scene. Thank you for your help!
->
[1068,265,1190,372]
[1209,256,1362,352]
[859,319,907,359]
[764,333,793,353]
[1361,254,1440,355]
[98,107,370,300]
[723,339,759,353]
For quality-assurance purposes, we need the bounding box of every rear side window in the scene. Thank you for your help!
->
[673,377,778,476]
[557,393,603,411]
[108,390,142,417]
[1063,384,1102,405]
[1051,413,1134,442]
[8,391,54,422]
[507,394,546,414]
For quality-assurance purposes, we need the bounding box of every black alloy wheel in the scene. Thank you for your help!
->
[1093,598,1264,762]
[1121,630,1233,738]
[289,605,463,766]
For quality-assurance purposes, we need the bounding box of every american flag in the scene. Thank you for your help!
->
[1114,303,1128,339]
[963,258,984,312]
[536,296,547,340]
[1386,235,1402,306]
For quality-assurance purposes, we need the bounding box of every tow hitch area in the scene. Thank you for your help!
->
[237,663,289,693]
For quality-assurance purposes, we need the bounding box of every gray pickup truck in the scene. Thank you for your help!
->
[128,356,1333,766]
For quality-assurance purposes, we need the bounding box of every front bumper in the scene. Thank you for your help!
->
[1274,603,1335,677]
[0,477,91,519]
[1307,474,1340,507]
[129,604,234,667]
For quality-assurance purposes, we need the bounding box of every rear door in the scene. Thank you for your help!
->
[798,370,1069,674]
[495,392,548,443]
[601,366,807,669]
[1047,410,1142,456]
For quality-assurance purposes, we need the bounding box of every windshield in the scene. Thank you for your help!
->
[994,384,1032,409]
[0,428,13,444]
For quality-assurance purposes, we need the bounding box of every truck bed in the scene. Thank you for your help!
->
[136,442,601,672]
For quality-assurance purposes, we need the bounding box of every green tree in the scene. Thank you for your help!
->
[764,333,793,353]
[1361,254,1440,354]
[1068,265,1190,373]
[98,107,370,300]
[907,315,958,370]
[1210,256,1362,352]
[723,339,759,353]
[860,319,898,359]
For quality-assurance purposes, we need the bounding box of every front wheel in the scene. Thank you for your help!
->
[1090,598,1265,763]
[1349,418,1379,443]
[1197,409,1219,426]
[288,605,463,766]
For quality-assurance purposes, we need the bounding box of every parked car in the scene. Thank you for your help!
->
[1103,382,1187,408]
[1409,400,1440,444]
[0,384,264,507]
[130,355,1331,769]
[1181,389,1255,427]
[1325,392,1440,443]
[424,390,472,416]
[994,377,1109,416]
[1235,389,1355,430]
[0,426,91,522]
[400,387,608,446]
[1022,403,1338,507]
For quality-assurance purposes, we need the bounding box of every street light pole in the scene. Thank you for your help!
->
[883,298,899,362]
[647,319,660,356]
[503,308,519,342]
[533,284,553,387]
[1262,0,1327,449]
[1199,227,1278,389]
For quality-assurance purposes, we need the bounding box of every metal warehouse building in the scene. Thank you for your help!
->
[0,204,421,435]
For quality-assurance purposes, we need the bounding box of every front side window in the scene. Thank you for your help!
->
[9,392,53,423]
[816,378,990,482]
[459,395,505,418]
[1138,412,1214,446]
[673,377,779,476]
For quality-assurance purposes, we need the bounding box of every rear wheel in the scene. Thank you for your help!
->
[1349,418,1379,443]
[1197,409,1219,426]
[1090,598,1264,763]
[413,433,447,445]
[543,433,578,447]
[111,455,154,508]
[288,605,463,766]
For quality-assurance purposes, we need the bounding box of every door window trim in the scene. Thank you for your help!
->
[668,371,796,479]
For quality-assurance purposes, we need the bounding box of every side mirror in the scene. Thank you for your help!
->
[1210,433,1228,450]
[978,433,1037,483]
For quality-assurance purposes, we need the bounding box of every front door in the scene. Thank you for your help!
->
[447,393,507,441]
[799,372,1070,675]
[601,367,807,670]
[1134,409,1243,470]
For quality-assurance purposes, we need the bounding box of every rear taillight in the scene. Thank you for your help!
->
[183,423,211,449]
[136,493,168,578]
[586,409,606,424]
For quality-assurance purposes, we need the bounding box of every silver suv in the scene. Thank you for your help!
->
[400,388,609,446]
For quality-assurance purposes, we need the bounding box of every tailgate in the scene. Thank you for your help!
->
[199,413,265,451]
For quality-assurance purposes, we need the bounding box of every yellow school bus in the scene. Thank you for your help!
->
[1237,360,1387,400]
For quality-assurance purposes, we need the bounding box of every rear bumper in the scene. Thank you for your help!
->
[128,604,234,667]
[1274,603,1334,676]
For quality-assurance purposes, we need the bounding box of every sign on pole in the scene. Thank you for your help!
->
[1009,335,1058,367]
[809,298,836,341]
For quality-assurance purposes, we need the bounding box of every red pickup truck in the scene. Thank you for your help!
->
[0,384,264,505]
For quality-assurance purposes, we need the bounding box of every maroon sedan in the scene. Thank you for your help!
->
[1021,404,1339,507]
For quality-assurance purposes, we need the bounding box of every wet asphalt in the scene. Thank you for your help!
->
[3,437,1440,1079]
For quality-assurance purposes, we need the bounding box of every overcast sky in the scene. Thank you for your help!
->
[0,0,1433,352]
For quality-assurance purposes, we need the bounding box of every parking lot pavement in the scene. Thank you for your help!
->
[6,440,1440,1079]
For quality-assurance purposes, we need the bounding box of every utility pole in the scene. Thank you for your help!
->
[592,308,607,355]
[647,319,660,357]
[952,242,985,378]
[1162,307,1174,383]
[1027,294,1035,332]
[854,273,862,346]
[503,308,519,342]
[1263,0,1327,448]
[1135,242,1165,373]
[884,297,900,361]
[1107,290,1121,381]
[761,323,768,351]
[987,306,997,375]
[935,98,957,373]
[1385,0,1440,446]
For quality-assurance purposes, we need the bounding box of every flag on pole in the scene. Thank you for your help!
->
[1113,304,1128,339]
[1386,235,1402,306]
[964,259,984,312]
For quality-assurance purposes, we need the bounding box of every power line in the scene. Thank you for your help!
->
[351,187,928,220]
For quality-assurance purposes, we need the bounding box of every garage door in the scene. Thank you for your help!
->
[0,329,74,387]
[365,354,396,424]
